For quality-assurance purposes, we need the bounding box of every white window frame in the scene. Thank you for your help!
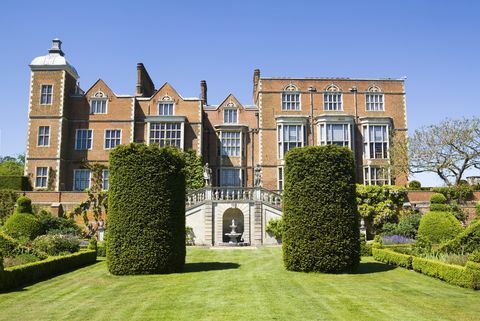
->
[366,93,384,111]
[35,167,48,189]
[224,108,238,124]
[90,99,108,114]
[158,101,174,116]
[281,91,301,111]
[102,169,109,191]
[148,122,183,148]
[363,124,390,159]
[220,131,241,157]
[277,166,284,191]
[40,84,53,105]
[318,123,352,148]
[75,129,93,150]
[104,129,122,150]
[277,123,306,159]
[323,92,343,111]
[37,126,50,147]
[363,166,391,186]
[73,169,91,191]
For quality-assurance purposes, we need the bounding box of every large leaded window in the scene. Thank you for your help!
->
[366,93,384,111]
[73,169,91,191]
[224,109,238,123]
[35,167,48,188]
[220,131,241,156]
[220,168,242,186]
[277,124,305,159]
[75,129,93,150]
[319,123,351,148]
[104,129,121,149]
[323,84,342,111]
[363,124,389,159]
[281,85,300,110]
[40,85,53,105]
[364,166,390,186]
[149,123,182,147]
[37,126,50,146]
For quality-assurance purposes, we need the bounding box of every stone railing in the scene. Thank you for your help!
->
[186,187,283,209]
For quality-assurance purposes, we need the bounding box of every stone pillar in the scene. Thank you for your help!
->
[204,201,213,246]
[50,202,63,217]
[253,201,263,245]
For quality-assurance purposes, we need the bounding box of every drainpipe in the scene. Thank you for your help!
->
[308,86,317,145]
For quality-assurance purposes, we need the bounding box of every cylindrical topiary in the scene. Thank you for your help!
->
[107,144,186,275]
[417,211,462,244]
[3,213,43,240]
[282,145,360,273]
[15,196,33,214]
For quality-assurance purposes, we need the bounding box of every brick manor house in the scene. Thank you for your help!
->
[24,40,408,245]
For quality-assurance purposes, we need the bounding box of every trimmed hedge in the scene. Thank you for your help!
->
[15,196,32,213]
[107,144,186,275]
[0,250,97,291]
[417,211,462,244]
[439,220,480,254]
[0,231,17,257]
[0,176,31,191]
[411,256,480,290]
[3,213,43,240]
[372,248,412,269]
[282,145,360,273]
[430,193,447,204]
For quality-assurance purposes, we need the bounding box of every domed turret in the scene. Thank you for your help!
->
[30,39,79,79]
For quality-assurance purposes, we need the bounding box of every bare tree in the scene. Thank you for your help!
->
[409,117,480,185]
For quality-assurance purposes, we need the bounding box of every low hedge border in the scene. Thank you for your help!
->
[373,248,480,290]
[372,248,412,269]
[0,250,97,291]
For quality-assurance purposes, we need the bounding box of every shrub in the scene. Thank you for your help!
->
[88,237,97,251]
[430,193,447,204]
[411,256,480,290]
[0,176,31,191]
[0,250,97,291]
[432,185,474,203]
[429,204,449,212]
[3,213,43,241]
[31,234,80,256]
[182,149,203,190]
[37,210,81,235]
[449,201,467,222]
[266,218,284,241]
[372,248,412,269]
[469,250,480,263]
[0,231,17,257]
[3,253,40,268]
[15,196,33,214]
[439,220,480,254]
[381,235,415,245]
[381,212,422,239]
[97,241,106,257]
[282,145,360,273]
[476,202,480,218]
[408,180,421,189]
[417,211,463,244]
[0,189,17,224]
[107,144,186,275]
[360,236,372,256]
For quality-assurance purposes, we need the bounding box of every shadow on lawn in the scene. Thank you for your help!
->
[355,262,396,274]
[182,262,240,273]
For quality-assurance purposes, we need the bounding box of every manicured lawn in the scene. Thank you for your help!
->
[1,247,479,321]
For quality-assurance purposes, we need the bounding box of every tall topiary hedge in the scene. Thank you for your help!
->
[107,144,186,275]
[282,145,360,273]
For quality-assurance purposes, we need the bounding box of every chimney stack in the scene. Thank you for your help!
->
[200,80,207,105]
[49,38,64,56]
[136,63,155,97]
[253,69,260,102]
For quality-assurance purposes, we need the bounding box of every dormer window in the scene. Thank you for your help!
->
[158,96,174,115]
[90,91,107,114]
[282,84,300,110]
[224,102,238,123]
[323,84,342,111]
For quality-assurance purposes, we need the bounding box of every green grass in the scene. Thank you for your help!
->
[1,247,480,321]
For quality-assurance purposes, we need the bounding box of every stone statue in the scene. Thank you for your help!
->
[203,163,212,187]
[254,164,262,187]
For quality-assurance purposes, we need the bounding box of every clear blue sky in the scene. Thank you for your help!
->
[0,0,479,186]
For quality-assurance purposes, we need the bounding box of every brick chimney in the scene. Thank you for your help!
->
[253,69,260,103]
[136,63,155,97]
[200,80,207,105]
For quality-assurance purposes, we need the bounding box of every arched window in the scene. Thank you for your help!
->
[282,84,300,110]
[323,84,342,111]
[366,85,384,111]
[224,101,238,123]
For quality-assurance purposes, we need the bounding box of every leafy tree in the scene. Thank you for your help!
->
[0,155,24,176]
[182,149,203,190]
[386,131,409,185]
[409,117,480,185]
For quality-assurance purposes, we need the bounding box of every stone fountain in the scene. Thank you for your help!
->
[224,219,242,244]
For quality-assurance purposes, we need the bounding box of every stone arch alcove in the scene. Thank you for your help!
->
[222,208,244,243]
